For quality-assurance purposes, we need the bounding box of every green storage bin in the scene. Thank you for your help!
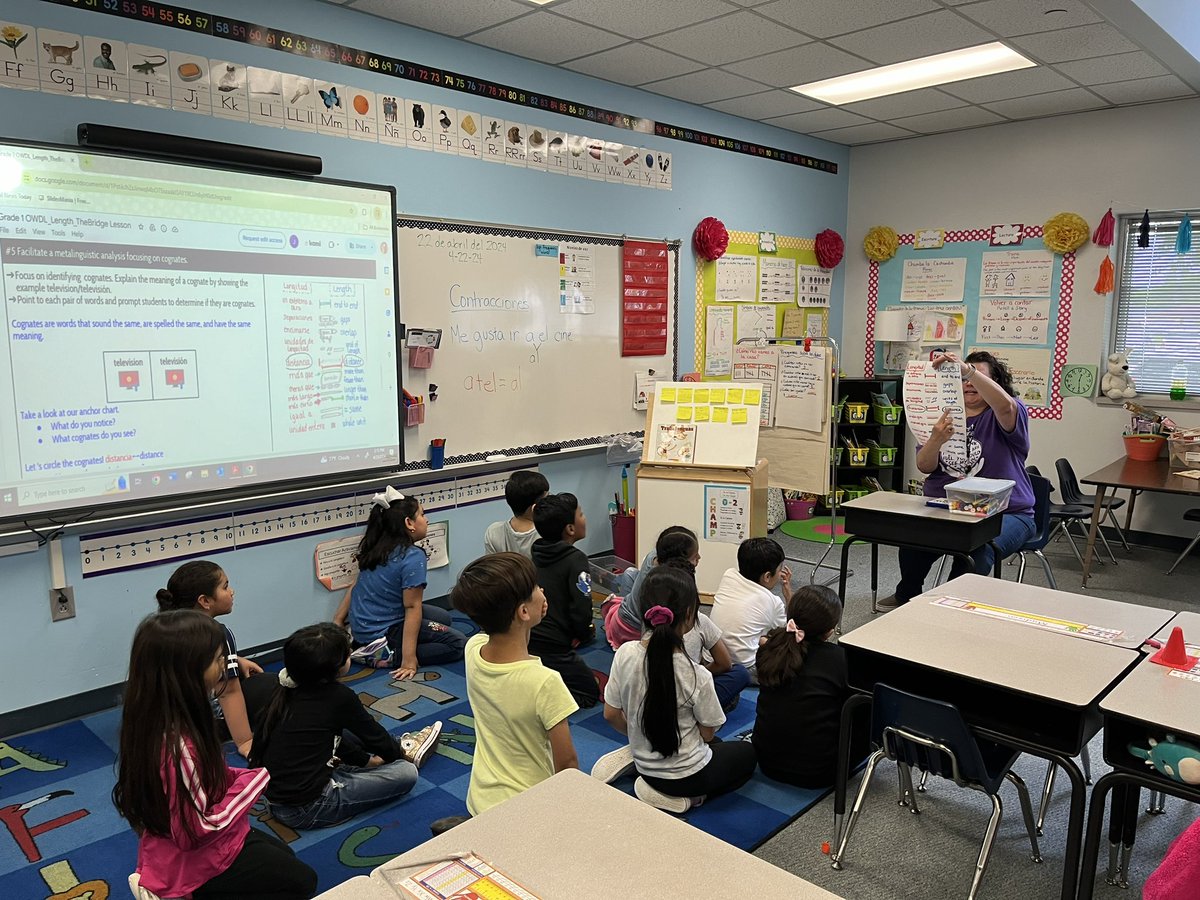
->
[841,485,869,501]
[824,489,845,508]
[844,402,869,424]
[873,404,902,425]
[847,447,869,467]
[831,446,844,465]
[868,446,897,466]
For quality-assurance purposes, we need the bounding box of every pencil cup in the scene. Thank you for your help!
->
[429,440,446,469]
[611,514,636,564]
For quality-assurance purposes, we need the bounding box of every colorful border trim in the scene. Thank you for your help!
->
[40,0,839,174]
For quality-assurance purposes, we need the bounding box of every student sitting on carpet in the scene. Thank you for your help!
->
[250,623,442,829]
[602,525,695,649]
[157,560,276,760]
[452,552,579,815]
[114,610,318,900]
[710,537,791,683]
[601,566,757,814]
[753,585,865,788]
[483,469,549,556]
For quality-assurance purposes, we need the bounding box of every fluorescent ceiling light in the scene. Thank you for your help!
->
[791,42,1035,105]
[523,0,559,5]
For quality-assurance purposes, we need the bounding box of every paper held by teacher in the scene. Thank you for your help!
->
[902,359,967,460]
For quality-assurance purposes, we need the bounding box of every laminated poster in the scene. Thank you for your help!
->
[704,484,750,545]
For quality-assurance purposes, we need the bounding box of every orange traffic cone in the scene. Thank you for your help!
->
[1150,626,1198,670]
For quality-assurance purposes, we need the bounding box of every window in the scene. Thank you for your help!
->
[1112,212,1200,395]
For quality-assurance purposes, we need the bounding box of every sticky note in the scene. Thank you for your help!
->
[712,407,728,423]
[660,387,676,403]
[694,388,710,403]
[694,406,711,422]
[710,388,727,404]
[732,407,748,424]
[727,388,744,404]
[745,389,761,405]
[678,388,694,403]
[676,405,693,421]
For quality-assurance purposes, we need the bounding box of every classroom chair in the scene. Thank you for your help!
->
[1055,457,1129,554]
[1165,508,1200,575]
[1026,465,1102,569]
[1013,474,1058,589]
[831,684,1041,900]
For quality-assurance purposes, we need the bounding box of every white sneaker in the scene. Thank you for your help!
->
[400,721,443,768]
[634,777,702,814]
[350,636,391,667]
[590,745,636,783]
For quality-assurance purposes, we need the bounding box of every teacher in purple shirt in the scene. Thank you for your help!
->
[880,350,1036,608]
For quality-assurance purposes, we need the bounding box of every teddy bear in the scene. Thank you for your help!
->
[1101,350,1138,400]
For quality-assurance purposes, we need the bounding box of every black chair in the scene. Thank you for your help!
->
[1166,508,1200,575]
[831,684,1041,900]
[1056,457,1129,555]
[1026,465,1104,569]
[1014,474,1057,589]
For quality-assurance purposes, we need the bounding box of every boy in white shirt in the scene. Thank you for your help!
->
[710,537,791,683]
[483,470,549,556]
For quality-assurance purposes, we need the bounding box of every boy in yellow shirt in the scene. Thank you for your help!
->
[451,552,579,815]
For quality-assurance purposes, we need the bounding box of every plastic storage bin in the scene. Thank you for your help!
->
[831,447,844,466]
[868,446,897,466]
[824,489,845,508]
[1168,429,1200,469]
[1123,434,1164,461]
[784,498,817,520]
[873,404,902,425]
[589,554,634,594]
[847,447,869,467]
[844,402,869,424]
[944,477,1015,518]
[841,485,869,501]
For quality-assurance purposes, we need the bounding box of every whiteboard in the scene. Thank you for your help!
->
[397,219,677,465]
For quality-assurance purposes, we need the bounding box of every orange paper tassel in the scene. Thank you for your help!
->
[1094,256,1114,294]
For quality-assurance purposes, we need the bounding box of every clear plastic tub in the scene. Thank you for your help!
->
[944,477,1015,518]
[589,555,634,593]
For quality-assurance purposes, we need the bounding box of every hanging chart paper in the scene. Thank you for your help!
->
[900,258,967,302]
[732,344,778,427]
[715,254,758,301]
[975,299,1051,345]
[774,345,826,433]
[704,305,734,376]
[736,304,776,341]
[969,346,1052,408]
[979,250,1053,298]
[758,257,796,304]
[796,264,832,306]
[902,360,967,458]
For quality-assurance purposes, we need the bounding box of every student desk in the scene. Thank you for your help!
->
[1079,457,1200,586]
[1078,611,1200,898]
[838,492,1003,614]
[837,574,1167,900]
[315,875,397,899]
[371,768,844,899]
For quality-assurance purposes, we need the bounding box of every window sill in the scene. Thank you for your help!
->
[1094,394,1200,414]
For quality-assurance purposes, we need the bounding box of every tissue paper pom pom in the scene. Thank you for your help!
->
[815,229,844,268]
[863,226,899,262]
[1043,212,1089,254]
[693,217,729,261]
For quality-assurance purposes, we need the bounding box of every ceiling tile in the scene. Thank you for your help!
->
[1012,23,1139,64]
[890,105,1007,134]
[723,0,774,5]
[764,106,873,133]
[347,0,528,36]
[706,90,823,119]
[724,42,869,87]
[642,68,770,104]
[953,0,1102,38]
[842,88,967,120]
[984,87,1108,119]
[1054,51,1170,86]
[940,66,1075,103]
[563,43,703,85]
[553,0,738,40]
[1091,75,1196,105]
[810,121,918,144]
[756,0,938,40]
[468,12,626,64]
[646,11,809,65]
[827,10,994,65]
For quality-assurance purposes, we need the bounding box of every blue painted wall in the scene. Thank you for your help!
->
[0,0,848,715]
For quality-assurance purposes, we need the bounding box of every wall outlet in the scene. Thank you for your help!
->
[50,587,75,622]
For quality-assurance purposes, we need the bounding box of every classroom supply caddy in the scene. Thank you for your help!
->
[944,477,1015,518]
[1169,428,1200,469]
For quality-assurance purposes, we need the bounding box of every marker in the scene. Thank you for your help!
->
[1145,638,1163,650]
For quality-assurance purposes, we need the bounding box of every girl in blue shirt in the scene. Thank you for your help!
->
[348,486,467,679]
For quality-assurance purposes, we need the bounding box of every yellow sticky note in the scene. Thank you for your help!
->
[745,389,762,405]
[727,387,744,404]
[694,405,711,422]
[676,405,693,421]
[732,407,748,424]
[660,387,676,403]
[694,388,710,403]
[678,388,694,403]
[710,388,727,404]
[712,407,729,423]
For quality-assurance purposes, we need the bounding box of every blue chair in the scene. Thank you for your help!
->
[1014,474,1057,589]
[831,684,1041,900]
[1026,464,1098,570]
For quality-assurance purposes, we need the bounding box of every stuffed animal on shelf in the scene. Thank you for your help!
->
[1102,350,1138,400]
[1129,734,1200,785]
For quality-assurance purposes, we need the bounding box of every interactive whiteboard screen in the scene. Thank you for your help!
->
[0,139,401,522]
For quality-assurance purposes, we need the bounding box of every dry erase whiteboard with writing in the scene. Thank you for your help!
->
[397,219,677,465]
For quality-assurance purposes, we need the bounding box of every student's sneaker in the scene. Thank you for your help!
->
[875,594,902,611]
[400,721,443,768]
[590,745,636,783]
[633,777,703,814]
[349,636,391,668]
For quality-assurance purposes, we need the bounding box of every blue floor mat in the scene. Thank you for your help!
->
[0,613,828,896]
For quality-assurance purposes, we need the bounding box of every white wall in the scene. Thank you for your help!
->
[842,99,1200,539]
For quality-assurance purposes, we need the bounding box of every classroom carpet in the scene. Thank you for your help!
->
[0,612,829,899]
[779,515,848,545]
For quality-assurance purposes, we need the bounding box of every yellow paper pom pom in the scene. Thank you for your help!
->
[1043,212,1090,254]
[863,226,899,262]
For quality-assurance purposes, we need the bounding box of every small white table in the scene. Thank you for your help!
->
[371,769,844,899]
[314,875,398,899]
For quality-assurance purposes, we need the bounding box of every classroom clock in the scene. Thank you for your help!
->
[1060,364,1097,397]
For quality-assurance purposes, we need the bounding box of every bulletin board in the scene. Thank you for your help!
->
[864,224,1074,421]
